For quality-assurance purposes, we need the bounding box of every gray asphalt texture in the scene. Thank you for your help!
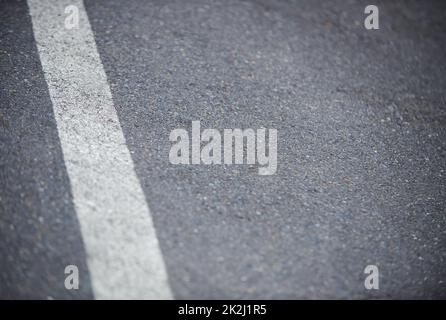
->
[1,0,446,299]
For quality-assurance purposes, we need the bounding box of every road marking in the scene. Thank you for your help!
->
[27,0,172,299]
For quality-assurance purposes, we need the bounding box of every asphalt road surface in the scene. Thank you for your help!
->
[1,0,445,299]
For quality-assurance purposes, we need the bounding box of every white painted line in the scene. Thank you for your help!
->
[27,0,172,299]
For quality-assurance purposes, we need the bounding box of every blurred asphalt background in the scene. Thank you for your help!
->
[1,0,446,298]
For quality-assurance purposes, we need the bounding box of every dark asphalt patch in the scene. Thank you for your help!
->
[84,0,446,298]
